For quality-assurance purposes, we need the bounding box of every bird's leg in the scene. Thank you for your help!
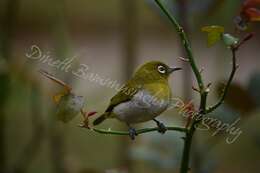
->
[153,118,167,134]
[127,123,137,140]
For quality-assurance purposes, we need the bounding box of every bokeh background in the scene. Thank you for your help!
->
[0,0,260,173]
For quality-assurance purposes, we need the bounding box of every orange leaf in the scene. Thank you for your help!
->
[53,92,66,104]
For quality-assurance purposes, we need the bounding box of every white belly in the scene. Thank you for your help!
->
[113,90,169,124]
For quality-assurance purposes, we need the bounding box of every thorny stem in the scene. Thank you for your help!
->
[206,48,237,113]
[80,126,187,136]
[206,33,254,113]
[154,1,205,172]
[154,0,205,91]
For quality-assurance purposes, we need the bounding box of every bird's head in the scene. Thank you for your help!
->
[134,61,182,81]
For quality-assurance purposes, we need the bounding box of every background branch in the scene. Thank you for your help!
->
[12,85,45,173]
[0,0,20,172]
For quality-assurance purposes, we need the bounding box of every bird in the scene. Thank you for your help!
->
[93,61,181,139]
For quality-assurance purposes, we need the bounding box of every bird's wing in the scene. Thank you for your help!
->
[105,81,139,113]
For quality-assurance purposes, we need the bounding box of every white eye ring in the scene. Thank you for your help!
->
[157,65,166,74]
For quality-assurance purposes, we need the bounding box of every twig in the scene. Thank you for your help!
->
[206,33,253,113]
[79,109,187,136]
[234,32,254,50]
[206,48,238,113]
[154,0,204,91]
[80,126,187,136]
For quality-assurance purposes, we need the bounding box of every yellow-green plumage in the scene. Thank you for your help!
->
[93,61,181,126]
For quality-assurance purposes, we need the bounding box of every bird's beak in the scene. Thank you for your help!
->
[168,67,182,74]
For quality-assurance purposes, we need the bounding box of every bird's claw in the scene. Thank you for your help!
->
[156,122,167,134]
[129,127,138,140]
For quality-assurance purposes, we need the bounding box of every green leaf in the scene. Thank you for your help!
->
[222,33,239,48]
[201,25,225,47]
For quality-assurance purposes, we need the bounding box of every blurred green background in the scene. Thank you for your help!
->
[0,0,260,173]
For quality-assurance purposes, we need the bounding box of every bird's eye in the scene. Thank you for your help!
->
[157,65,166,74]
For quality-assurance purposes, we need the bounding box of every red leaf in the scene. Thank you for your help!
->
[236,0,260,30]
[243,0,260,9]
[88,111,97,117]
[244,8,260,21]
[241,0,260,21]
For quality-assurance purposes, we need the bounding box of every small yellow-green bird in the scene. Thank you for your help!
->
[93,61,181,139]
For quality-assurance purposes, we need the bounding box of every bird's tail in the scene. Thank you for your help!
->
[93,113,109,126]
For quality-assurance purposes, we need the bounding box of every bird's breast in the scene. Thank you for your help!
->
[113,85,171,124]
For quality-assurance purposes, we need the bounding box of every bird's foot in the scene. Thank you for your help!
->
[128,127,138,140]
[154,119,167,134]
[157,122,167,134]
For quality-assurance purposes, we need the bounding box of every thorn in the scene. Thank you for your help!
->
[78,123,90,129]
[206,82,212,88]
[205,88,210,93]
[178,56,189,62]
[199,68,204,74]
[178,27,184,33]
[205,83,212,93]
[235,64,239,69]
[192,86,200,93]
[80,109,85,117]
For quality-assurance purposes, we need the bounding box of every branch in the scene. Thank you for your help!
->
[206,49,237,113]
[80,126,187,136]
[153,1,206,173]
[206,33,253,113]
[154,0,204,91]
